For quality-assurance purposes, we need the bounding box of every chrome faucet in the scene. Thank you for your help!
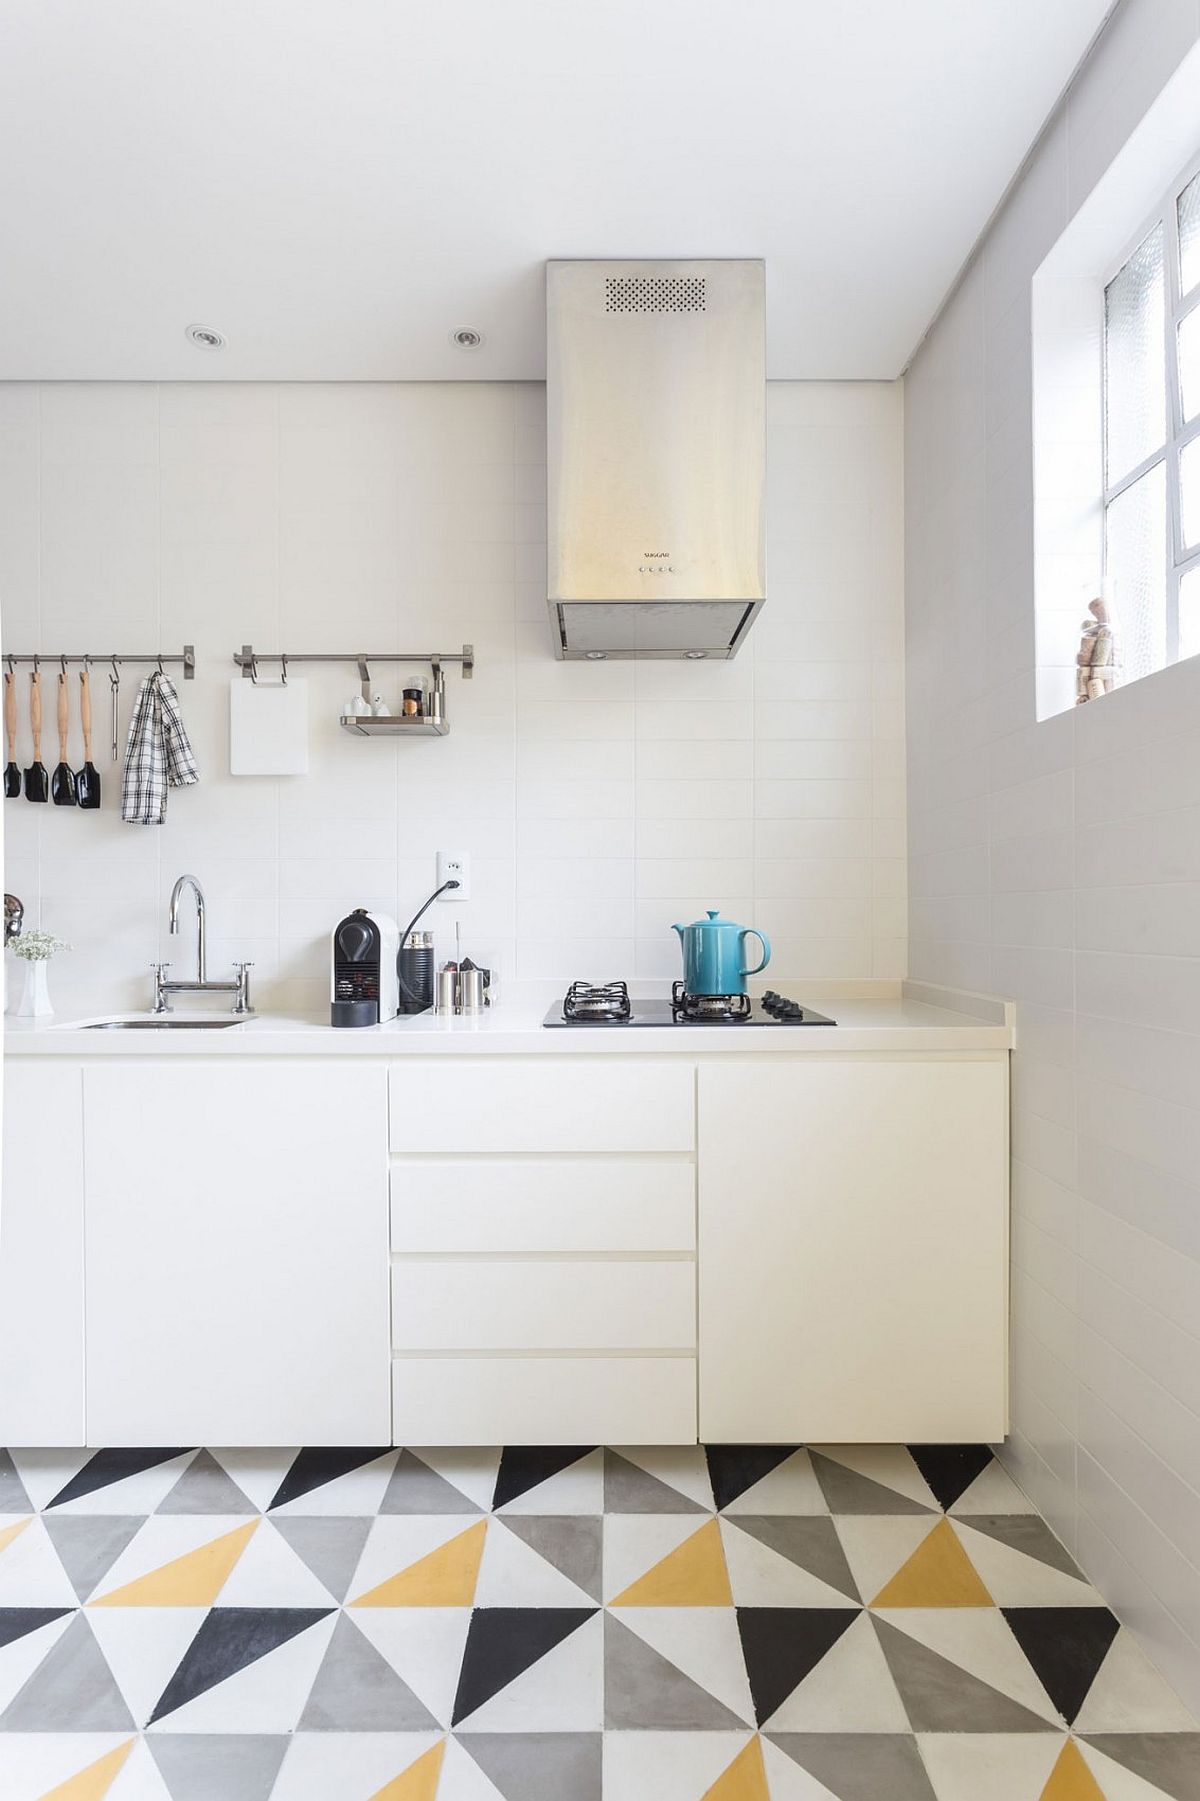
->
[153,873,253,1016]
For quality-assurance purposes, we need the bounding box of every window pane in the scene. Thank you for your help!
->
[1181,564,1200,661]
[1180,170,1200,296]
[1182,435,1200,552]
[1105,460,1167,681]
[1180,304,1200,424]
[1105,224,1166,484]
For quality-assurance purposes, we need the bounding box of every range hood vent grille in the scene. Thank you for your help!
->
[604,274,706,313]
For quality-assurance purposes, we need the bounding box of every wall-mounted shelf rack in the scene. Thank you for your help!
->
[233,644,473,739]
[5,647,195,680]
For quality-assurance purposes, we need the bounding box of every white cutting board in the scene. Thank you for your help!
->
[229,678,309,775]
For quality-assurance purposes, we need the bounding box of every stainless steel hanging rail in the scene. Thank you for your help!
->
[4,647,195,679]
[233,644,474,681]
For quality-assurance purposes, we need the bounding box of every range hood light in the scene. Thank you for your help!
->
[585,650,608,661]
[683,650,707,660]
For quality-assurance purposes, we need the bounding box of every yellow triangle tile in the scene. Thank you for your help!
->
[39,1738,135,1800]
[871,1518,993,1608]
[611,1518,733,1607]
[90,1520,259,1607]
[1040,1739,1106,1800]
[702,1737,769,1801]
[369,1740,445,1801]
[0,1518,31,1556]
[350,1520,487,1607]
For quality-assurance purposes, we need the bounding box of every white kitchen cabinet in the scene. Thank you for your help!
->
[0,1062,86,1444]
[390,1157,696,1253]
[83,1062,390,1446]
[389,1058,694,1153]
[392,1259,695,1352]
[393,1356,697,1446]
[698,1056,1009,1443]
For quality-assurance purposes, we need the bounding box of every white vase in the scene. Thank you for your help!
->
[16,960,53,1019]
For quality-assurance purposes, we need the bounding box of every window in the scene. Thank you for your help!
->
[1102,159,1200,679]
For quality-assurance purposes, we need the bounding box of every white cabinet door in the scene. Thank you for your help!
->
[84,1062,390,1446]
[0,1062,85,1444]
[698,1056,1008,1444]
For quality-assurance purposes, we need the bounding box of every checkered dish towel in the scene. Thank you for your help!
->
[120,672,200,824]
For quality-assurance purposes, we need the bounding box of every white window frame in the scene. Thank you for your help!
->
[1102,148,1200,666]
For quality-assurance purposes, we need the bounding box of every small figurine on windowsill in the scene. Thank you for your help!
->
[1075,596,1119,703]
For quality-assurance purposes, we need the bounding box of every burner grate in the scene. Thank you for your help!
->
[563,979,632,1022]
[671,982,752,1022]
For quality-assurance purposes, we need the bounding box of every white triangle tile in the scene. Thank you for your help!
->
[610,1607,754,1725]
[949,1460,1038,1516]
[87,1607,209,1728]
[612,1447,715,1511]
[215,1520,338,1608]
[439,1734,508,1801]
[603,1513,706,1602]
[409,1448,501,1513]
[722,1449,828,1516]
[760,1736,843,1799]
[272,1730,444,1801]
[351,1608,473,1728]
[720,1517,857,1609]
[108,1733,175,1800]
[917,1732,1064,1800]
[474,1519,596,1608]
[832,1515,935,1604]
[1078,1740,1192,1800]
[809,1445,939,1510]
[0,1519,78,1608]
[0,1612,74,1713]
[86,1515,256,1602]
[602,1730,752,1801]
[1073,1629,1199,1733]
[347,1516,485,1603]
[765,1610,910,1732]
[6,1452,91,1512]
[47,1455,198,1518]
[145,1609,337,1734]
[0,1731,136,1801]
[951,1520,1101,1606]
[873,1607,1061,1726]
[270,1452,398,1517]
[454,1608,603,1731]
[496,1448,605,1516]
[208,1450,298,1512]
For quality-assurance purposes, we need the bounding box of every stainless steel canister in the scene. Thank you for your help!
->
[458,967,485,1014]
[435,965,458,1014]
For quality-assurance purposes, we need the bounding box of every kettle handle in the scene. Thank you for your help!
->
[740,928,771,976]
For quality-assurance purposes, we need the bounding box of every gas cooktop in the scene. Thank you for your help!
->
[544,981,836,1028]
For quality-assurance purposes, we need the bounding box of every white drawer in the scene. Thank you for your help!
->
[390,1158,695,1254]
[389,1060,694,1154]
[391,1259,695,1352]
[392,1356,697,1445]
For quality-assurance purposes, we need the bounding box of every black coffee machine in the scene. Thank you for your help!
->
[330,909,400,1027]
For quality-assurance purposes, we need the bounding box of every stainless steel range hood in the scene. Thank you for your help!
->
[547,258,765,660]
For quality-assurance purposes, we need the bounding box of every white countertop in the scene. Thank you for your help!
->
[6,983,1013,1056]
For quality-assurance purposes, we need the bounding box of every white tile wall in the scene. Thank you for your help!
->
[1,379,904,1014]
[905,0,1200,1713]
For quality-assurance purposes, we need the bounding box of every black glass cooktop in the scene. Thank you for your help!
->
[543,988,836,1028]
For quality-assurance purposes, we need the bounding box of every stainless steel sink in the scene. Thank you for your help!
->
[82,1017,249,1030]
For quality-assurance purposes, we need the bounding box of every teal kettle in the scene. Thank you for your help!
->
[672,909,771,997]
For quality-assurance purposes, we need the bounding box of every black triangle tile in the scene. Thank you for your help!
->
[1002,1606,1120,1724]
[266,1449,392,1511]
[147,1607,334,1724]
[809,1451,933,1516]
[872,1616,1058,1733]
[908,1444,995,1511]
[603,1612,748,1729]
[380,1449,482,1515]
[492,1448,594,1510]
[604,1450,705,1514]
[737,1606,857,1726]
[42,1515,145,1602]
[452,1607,596,1725]
[0,1452,33,1513]
[705,1445,799,1512]
[1082,1733,1200,1801]
[45,1449,193,1509]
[0,1608,72,1652]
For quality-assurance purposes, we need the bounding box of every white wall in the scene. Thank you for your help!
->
[1,380,904,1014]
[906,0,1200,1712]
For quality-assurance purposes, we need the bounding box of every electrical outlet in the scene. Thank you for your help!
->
[437,851,470,901]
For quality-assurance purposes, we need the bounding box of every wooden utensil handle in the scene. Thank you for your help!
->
[79,669,93,761]
[4,673,15,757]
[29,671,41,757]
[57,672,70,759]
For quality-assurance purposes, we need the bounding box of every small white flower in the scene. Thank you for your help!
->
[10,930,70,962]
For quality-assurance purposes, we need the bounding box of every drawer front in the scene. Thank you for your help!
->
[390,1158,695,1254]
[389,1060,694,1154]
[392,1356,697,1445]
[391,1260,695,1352]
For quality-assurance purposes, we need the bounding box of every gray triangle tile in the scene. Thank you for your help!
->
[148,1733,289,1801]
[603,1612,746,1730]
[767,1732,937,1800]
[0,1612,135,1731]
[502,1516,603,1601]
[41,1514,146,1602]
[380,1449,483,1515]
[960,1514,1086,1582]
[603,1450,705,1515]
[459,1731,602,1801]
[156,1449,258,1515]
[1083,1733,1200,1800]
[0,1452,32,1513]
[810,1452,934,1517]
[727,1515,861,1601]
[270,1516,373,1603]
[872,1616,1059,1734]
[298,1613,439,1730]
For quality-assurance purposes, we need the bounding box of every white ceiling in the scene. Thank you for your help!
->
[1,0,1113,382]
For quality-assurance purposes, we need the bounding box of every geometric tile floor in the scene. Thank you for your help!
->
[0,1442,1197,1800]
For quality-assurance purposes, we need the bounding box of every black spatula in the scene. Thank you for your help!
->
[4,669,19,798]
[76,666,100,809]
[23,669,48,802]
[51,668,77,805]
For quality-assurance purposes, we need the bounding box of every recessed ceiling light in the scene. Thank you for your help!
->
[186,324,225,349]
[584,650,608,661]
[450,327,485,350]
[684,650,708,659]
